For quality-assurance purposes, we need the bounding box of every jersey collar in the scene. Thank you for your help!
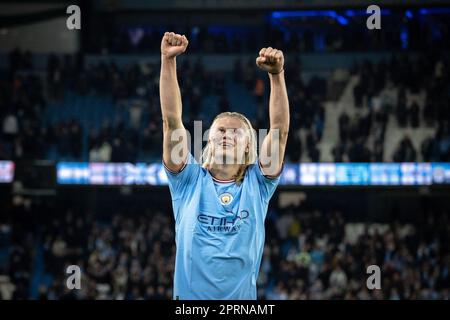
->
[208,170,235,183]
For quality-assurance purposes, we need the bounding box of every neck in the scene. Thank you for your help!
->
[208,162,242,181]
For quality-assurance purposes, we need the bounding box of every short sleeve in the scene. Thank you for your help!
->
[247,159,282,203]
[163,152,201,202]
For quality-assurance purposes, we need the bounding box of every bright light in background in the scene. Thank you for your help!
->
[55,162,450,186]
[400,27,409,49]
[419,7,450,15]
[271,7,450,21]
[345,10,355,17]
[336,16,349,25]
[271,10,349,25]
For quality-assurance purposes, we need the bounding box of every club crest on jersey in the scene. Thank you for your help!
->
[219,193,233,205]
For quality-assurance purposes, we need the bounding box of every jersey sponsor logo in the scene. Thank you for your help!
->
[197,210,249,233]
[219,192,233,205]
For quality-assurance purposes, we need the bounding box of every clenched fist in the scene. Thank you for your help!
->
[256,47,284,74]
[161,32,189,59]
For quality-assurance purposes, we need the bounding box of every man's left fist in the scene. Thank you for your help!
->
[256,47,284,74]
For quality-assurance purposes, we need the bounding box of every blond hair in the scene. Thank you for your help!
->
[201,112,257,184]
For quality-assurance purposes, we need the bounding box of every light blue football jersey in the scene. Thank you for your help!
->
[163,152,280,300]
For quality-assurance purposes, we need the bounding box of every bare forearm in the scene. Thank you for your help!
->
[257,47,289,174]
[160,55,186,169]
[160,56,183,124]
[269,71,290,136]
[159,32,189,171]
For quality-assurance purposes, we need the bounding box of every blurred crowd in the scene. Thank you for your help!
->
[0,195,448,300]
[39,211,175,300]
[0,48,328,163]
[0,47,449,163]
[332,52,450,162]
[261,208,449,299]
[0,49,46,160]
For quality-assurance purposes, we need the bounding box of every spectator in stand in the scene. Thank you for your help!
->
[3,194,449,300]
[393,136,417,162]
[410,101,420,128]
[0,47,448,163]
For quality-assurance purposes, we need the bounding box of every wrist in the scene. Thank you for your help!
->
[268,68,284,75]
[161,54,176,62]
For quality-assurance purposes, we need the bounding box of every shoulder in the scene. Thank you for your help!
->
[246,160,282,181]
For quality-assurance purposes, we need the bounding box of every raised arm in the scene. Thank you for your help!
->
[256,47,290,176]
[160,32,189,172]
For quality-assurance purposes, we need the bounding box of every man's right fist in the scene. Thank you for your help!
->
[161,32,188,59]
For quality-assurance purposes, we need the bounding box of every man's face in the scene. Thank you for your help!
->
[209,117,249,165]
